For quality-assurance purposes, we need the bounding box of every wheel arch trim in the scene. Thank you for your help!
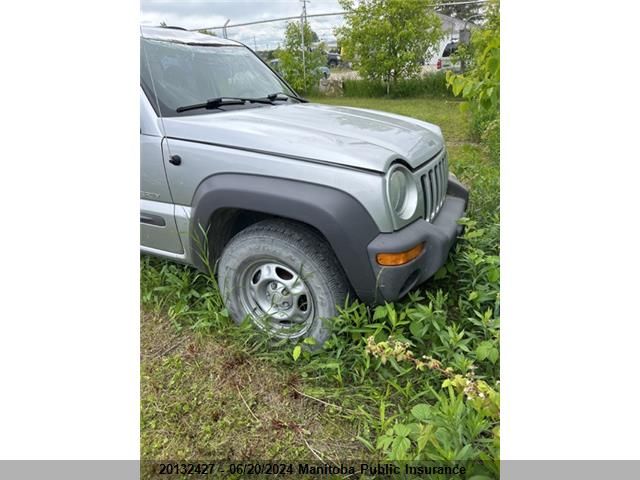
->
[189,173,381,301]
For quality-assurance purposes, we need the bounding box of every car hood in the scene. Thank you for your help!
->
[161,103,444,173]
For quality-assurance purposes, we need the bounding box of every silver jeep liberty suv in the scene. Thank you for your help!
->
[140,27,469,344]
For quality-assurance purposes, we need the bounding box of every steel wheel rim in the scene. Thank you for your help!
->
[238,259,315,339]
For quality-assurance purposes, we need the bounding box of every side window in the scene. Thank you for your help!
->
[442,42,459,58]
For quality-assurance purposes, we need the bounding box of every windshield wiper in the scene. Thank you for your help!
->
[176,96,275,113]
[266,92,308,103]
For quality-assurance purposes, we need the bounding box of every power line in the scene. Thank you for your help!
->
[190,12,345,32]
[188,0,488,32]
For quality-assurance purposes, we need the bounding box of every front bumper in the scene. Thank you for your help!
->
[367,176,469,303]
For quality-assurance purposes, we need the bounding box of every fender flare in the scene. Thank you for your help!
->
[189,173,381,302]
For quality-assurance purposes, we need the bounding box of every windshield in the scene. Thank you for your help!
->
[141,38,296,117]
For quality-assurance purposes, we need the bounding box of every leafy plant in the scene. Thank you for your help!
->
[275,22,326,93]
[336,0,443,93]
[140,256,230,333]
[365,335,498,474]
[446,0,500,160]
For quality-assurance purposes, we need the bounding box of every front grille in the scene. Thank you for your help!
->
[421,153,449,222]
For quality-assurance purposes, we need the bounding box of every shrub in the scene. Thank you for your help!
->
[336,0,442,90]
[276,22,326,94]
[342,73,453,98]
[446,0,500,160]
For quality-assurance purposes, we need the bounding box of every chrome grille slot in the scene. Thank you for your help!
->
[420,152,448,222]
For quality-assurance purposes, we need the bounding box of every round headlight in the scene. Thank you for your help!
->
[386,165,419,220]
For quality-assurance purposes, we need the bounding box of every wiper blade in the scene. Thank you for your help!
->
[176,96,275,113]
[266,92,308,103]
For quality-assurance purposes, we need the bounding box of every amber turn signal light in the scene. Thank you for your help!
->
[376,243,424,266]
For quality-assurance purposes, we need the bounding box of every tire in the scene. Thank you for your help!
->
[217,219,350,345]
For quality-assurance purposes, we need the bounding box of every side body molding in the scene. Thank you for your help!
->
[190,173,381,302]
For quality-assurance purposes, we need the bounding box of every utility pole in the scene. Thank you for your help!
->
[300,0,309,88]
[222,19,230,39]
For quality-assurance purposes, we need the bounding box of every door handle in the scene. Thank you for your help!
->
[140,213,166,227]
[169,154,182,166]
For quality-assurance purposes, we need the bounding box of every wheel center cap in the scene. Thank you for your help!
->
[269,287,292,310]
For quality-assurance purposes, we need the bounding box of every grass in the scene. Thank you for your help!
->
[141,310,365,462]
[312,96,467,140]
[141,95,500,477]
[341,73,453,98]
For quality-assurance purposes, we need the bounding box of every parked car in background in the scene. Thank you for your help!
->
[436,41,461,72]
[269,58,282,73]
[327,51,341,68]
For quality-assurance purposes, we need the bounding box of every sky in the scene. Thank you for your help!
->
[140,0,345,50]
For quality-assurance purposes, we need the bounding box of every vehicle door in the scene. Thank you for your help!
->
[139,39,184,255]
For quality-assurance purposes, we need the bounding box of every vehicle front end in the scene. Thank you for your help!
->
[367,148,469,301]
[139,25,469,344]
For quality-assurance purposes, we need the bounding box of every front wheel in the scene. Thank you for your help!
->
[217,219,350,345]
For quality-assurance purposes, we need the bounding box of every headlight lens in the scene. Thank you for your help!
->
[389,170,407,211]
[386,164,419,220]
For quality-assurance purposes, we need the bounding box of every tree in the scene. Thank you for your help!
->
[336,0,442,90]
[446,0,499,159]
[276,22,326,93]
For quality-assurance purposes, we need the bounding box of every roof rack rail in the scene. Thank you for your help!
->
[160,25,187,31]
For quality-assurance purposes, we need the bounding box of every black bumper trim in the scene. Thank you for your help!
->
[366,177,469,303]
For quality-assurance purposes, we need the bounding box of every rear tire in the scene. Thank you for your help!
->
[217,219,349,345]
